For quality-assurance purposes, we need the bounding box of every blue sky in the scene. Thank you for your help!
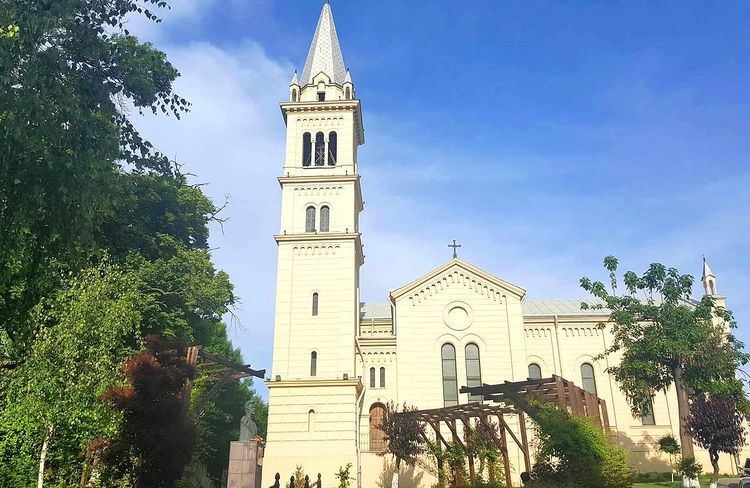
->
[131,0,750,398]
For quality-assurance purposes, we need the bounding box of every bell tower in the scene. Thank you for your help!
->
[263,1,365,483]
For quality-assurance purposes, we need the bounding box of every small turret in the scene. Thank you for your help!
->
[289,69,300,102]
[343,68,354,100]
[702,256,718,297]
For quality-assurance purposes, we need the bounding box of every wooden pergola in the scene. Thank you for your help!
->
[393,376,610,488]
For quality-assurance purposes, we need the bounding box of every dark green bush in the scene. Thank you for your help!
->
[525,403,634,488]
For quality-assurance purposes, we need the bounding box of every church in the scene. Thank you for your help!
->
[260,3,745,487]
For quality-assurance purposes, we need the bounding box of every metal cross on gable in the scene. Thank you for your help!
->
[449,239,461,259]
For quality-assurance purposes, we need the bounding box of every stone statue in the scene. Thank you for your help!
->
[239,401,258,441]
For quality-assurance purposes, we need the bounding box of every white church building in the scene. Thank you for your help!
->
[260,3,745,486]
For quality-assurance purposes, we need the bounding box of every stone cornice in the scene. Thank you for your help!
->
[280,100,360,113]
[357,337,397,347]
[266,378,363,392]
[278,174,360,186]
[274,232,361,244]
[524,315,609,325]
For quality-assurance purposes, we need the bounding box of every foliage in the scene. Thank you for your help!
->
[0,265,144,486]
[525,402,634,488]
[336,463,353,488]
[465,422,504,485]
[687,395,746,485]
[676,457,702,480]
[292,465,306,488]
[657,435,680,457]
[580,256,748,455]
[381,403,427,468]
[0,0,185,352]
[95,335,197,487]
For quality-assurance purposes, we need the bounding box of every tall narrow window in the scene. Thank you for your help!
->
[345,87,351,100]
[305,206,316,232]
[308,409,316,432]
[320,206,330,232]
[465,343,482,403]
[312,292,319,316]
[581,363,597,395]
[327,131,337,166]
[292,89,298,102]
[314,132,325,166]
[641,400,655,425]
[528,363,542,380]
[369,367,376,388]
[441,343,458,407]
[369,404,386,452]
[379,367,386,388]
[302,132,312,167]
[310,351,317,376]
[317,92,326,101]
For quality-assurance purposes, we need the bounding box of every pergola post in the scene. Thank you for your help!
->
[497,414,513,488]
[518,411,531,473]
[458,416,476,484]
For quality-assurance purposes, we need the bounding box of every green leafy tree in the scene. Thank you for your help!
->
[580,256,748,458]
[657,435,680,482]
[0,265,144,486]
[687,395,746,487]
[0,0,185,357]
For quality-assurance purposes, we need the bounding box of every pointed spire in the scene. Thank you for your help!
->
[702,256,718,296]
[300,2,347,85]
[344,68,352,84]
[290,69,299,86]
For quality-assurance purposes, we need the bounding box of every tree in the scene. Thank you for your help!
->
[0,265,144,486]
[0,0,186,353]
[580,257,748,458]
[96,335,197,487]
[687,395,746,488]
[380,403,427,470]
[657,435,680,483]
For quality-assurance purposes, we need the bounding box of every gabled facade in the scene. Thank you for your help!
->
[262,4,746,487]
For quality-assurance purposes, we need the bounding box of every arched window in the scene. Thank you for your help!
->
[305,206,316,232]
[320,206,330,232]
[327,131,337,166]
[380,367,386,388]
[302,132,312,167]
[312,292,319,316]
[581,363,597,395]
[345,87,351,100]
[441,343,458,407]
[310,351,317,376]
[465,343,482,403]
[308,409,316,432]
[369,403,386,452]
[528,363,542,380]
[314,132,325,166]
[291,88,298,102]
[369,367,376,388]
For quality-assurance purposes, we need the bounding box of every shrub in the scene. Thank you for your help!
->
[525,403,634,488]
[677,457,703,480]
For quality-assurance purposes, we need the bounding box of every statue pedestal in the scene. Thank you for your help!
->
[227,439,264,488]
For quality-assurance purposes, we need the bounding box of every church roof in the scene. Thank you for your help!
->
[300,2,347,86]
[359,298,611,320]
[522,299,610,317]
[360,301,392,320]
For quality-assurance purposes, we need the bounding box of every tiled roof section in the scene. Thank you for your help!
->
[360,301,391,320]
[522,299,610,317]
[300,2,347,85]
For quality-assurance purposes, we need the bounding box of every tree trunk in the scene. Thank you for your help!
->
[673,367,695,458]
[37,425,52,488]
[709,449,719,488]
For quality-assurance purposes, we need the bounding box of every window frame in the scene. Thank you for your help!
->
[369,367,376,388]
[327,131,337,166]
[310,351,317,377]
[580,362,598,396]
[305,206,316,232]
[528,363,542,380]
[441,343,459,407]
[320,205,330,232]
[379,367,386,388]
[314,132,325,166]
[465,343,482,403]
[312,292,319,316]
[302,132,312,167]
